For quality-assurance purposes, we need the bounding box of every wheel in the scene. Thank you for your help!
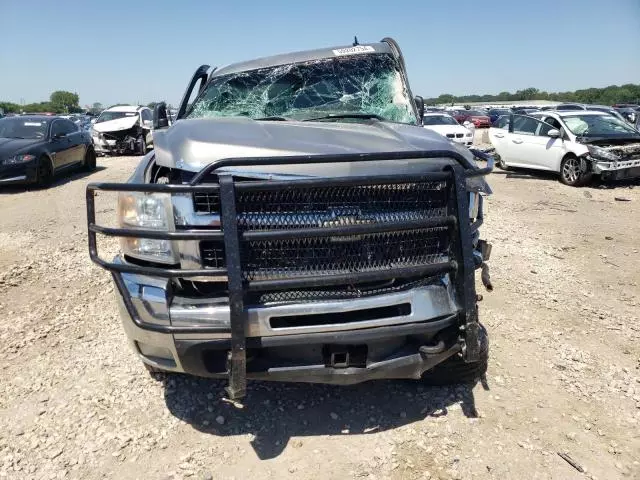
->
[560,155,592,187]
[421,325,489,385]
[137,134,147,156]
[144,363,165,380]
[84,148,96,172]
[35,157,53,188]
[496,154,510,171]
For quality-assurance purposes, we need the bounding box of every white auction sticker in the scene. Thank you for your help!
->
[332,45,376,56]
[23,122,43,126]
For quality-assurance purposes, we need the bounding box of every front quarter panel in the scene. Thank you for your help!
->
[129,152,155,183]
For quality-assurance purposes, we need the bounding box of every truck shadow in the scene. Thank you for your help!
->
[162,375,486,460]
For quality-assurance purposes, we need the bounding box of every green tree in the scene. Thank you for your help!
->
[50,90,80,113]
[420,84,640,106]
[22,102,55,113]
[0,101,20,113]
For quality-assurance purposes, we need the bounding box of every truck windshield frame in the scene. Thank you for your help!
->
[186,53,418,125]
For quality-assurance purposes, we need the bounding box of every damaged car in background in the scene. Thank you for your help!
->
[489,110,640,186]
[91,105,154,156]
[86,37,494,401]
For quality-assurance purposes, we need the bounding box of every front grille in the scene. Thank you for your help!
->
[246,276,440,304]
[455,133,463,138]
[235,181,448,230]
[200,243,225,269]
[241,228,449,281]
[200,228,449,281]
[199,179,452,286]
[193,192,220,213]
[446,133,455,138]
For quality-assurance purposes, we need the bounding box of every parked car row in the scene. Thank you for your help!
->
[427,103,640,128]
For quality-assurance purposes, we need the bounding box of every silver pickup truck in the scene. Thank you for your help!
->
[86,38,494,400]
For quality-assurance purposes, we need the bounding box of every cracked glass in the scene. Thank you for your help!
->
[187,53,417,124]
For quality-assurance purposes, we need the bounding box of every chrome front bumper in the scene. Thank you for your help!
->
[113,257,460,373]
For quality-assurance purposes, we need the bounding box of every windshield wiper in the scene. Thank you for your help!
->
[303,113,385,122]
[254,116,291,121]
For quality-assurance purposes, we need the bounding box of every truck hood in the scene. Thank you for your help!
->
[152,117,478,177]
[92,116,139,133]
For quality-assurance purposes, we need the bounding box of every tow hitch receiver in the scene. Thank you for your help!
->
[324,345,368,368]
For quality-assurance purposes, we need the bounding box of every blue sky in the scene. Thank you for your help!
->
[1,0,639,107]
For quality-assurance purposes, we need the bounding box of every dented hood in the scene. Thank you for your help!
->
[92,116,139,133]
[152,117,476,176]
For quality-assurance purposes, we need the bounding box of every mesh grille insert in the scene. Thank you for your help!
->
[240,228,449,281]
[198,178,453,288]
[235,181,448,230]
[246,276,441,304]
[193,192,220,214]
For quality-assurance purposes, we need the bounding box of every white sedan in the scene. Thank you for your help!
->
[488,111,640,186]
[422,113,474,147]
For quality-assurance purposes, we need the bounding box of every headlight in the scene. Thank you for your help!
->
[586,145,620,162]
[3,154,36,164]
[469,192,480,220]
[117,192,177,264]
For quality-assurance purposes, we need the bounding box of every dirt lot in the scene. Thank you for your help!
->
[0,155,639,480]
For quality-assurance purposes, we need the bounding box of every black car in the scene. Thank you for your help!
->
[487,108,511,124]
[0,115,96,187]
[511,107,540,115]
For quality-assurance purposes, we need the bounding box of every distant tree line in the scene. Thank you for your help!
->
[0,95,172,116]
[0,91,83,114]
[424,84,640,106]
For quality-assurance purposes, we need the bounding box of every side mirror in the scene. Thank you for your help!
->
[153,102,169,129]
[143,119,153,129]
[414,95,425,122]
[547,129,561,138]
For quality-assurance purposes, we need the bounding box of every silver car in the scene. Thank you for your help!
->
[87,38,494,400]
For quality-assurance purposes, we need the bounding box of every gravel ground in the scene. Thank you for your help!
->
[0,155,639,480]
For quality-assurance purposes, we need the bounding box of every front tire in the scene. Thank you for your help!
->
[144,363,165,380]
[421,325,489,385]
[35,157,53,188]
[84,148,96,172]
[560,155,592,187]
[137,134,147,156]
[496,154,510,171]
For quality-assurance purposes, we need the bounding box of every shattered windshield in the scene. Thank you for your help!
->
[187,54,417,124]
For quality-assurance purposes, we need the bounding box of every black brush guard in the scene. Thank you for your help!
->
[86,150,492,400]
